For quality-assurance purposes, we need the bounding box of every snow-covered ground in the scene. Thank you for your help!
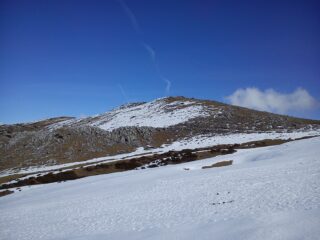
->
[45,99,212,132]
[1,137,320,240]
[90,99,210,131]
[160,129,320,151]
[1,129,319,177]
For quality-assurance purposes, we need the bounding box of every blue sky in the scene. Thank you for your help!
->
[1,0,319,123]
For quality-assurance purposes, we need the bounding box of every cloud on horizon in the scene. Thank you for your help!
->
[226,87,319,115]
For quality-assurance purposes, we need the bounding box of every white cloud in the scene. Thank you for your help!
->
[226,87,318,114]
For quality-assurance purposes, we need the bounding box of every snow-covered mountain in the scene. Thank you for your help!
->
[1,96,320,239]
[1,96,320,173]
[45,97,215,131]
[82,98,210,130]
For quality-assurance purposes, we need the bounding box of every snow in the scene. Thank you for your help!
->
[44,99,211,132]
[90,99,210,131]
[1,137,320,240]
[1,129,319,178]
[161,129,320,151]
[46,118,83,131]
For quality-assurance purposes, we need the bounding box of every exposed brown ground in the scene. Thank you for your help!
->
[2,96,320,173]
[2,136,315,192]
[0,173,27,185]
[202,160,233,169]
[0,190,14,197]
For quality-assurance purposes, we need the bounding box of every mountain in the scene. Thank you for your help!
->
[1,97,320,239]
[1,96,320,173]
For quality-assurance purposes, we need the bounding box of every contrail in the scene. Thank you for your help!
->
[142,42,171,95]
[118,84,129,103]
[117,0,142,35]
[117,0,172,96]
[164,78,171,95]
[141,42,156,63]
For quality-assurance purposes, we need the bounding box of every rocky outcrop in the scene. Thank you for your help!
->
[1,96,319,172]
[0,124,165,171]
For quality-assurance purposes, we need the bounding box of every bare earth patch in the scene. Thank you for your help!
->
[0,190,14,197]
[202,160,233,169]
[0,136,317,194]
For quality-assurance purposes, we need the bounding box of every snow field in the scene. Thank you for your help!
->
[1,137,319,240]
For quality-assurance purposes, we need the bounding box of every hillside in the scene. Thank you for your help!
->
[1,96,320,173]
[1,97,320,240]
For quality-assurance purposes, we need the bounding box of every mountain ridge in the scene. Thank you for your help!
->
[2,96,320,127]
[1,96,320,172]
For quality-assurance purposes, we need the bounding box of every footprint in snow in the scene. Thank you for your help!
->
[211,200,234,205]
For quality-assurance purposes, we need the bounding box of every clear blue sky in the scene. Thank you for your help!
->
[1,0,319,123]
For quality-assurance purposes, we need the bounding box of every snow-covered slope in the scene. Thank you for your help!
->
[48,97,212,131]
[89,99,210,131]
[1,137,320,240]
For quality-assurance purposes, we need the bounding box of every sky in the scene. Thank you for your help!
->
[1,0,319,123]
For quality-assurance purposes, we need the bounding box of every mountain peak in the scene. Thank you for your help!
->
[87,96,210,131]
[1,95,320,173]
